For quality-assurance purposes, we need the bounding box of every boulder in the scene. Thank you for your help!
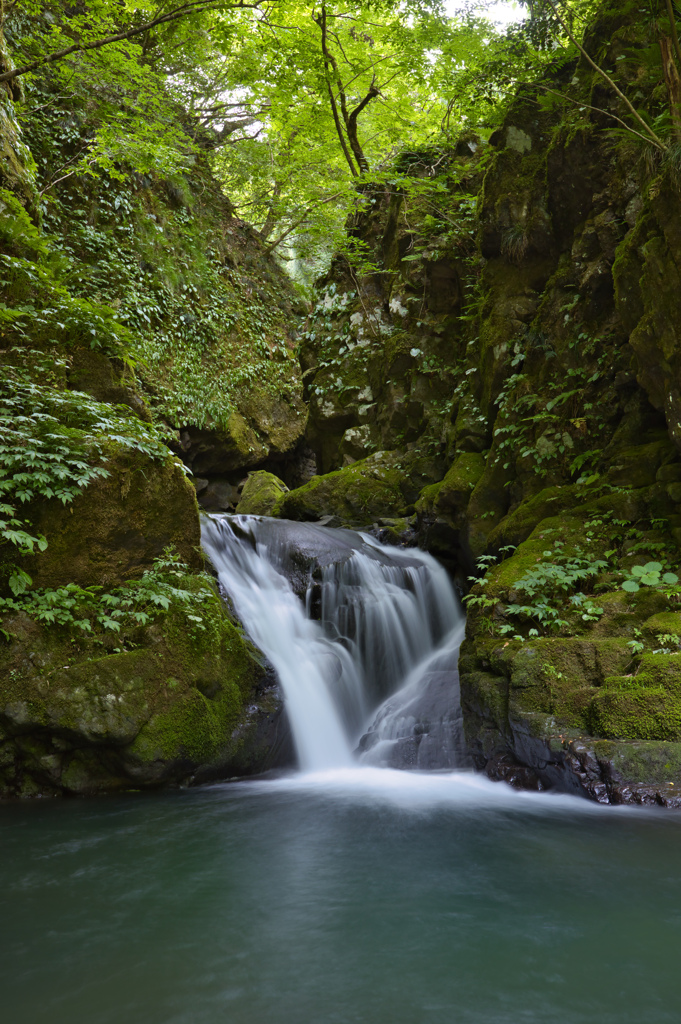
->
[18,447,201,590]
[277,449,444,526]
[0,588,294,798]
[236,470,289,516]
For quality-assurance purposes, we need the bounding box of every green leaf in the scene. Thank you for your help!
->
[8,569,32,597]
[622,580,640,592]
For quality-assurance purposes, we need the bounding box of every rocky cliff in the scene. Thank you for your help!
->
[0,36,301,796]
[273,2,681,805]
[7,1,681,805]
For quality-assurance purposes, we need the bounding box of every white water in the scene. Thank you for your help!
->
[201,514,466,773]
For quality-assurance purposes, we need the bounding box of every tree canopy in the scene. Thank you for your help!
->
[4,1,681,278]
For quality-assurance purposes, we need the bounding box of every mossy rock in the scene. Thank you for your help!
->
[624,652,681,694]
[236,470,289,516]
[18,446,200,590]
[434,452,486,519]
[594,738,681,788]
[605,439,677,489]
[488,636,631,728]
[480,513,588,598]
[415,481,442,516]
[183,411,269,477]
[466,457,512,557]
[239,390,307,458]
[642,611,681,644]
[589,684,681,741]
[277,450,436,525]
[487,484,582,550]
[0,583,290,797]
[0,104,36,201]
[67,347,152,422]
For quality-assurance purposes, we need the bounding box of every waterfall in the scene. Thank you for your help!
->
[201,514,466,773]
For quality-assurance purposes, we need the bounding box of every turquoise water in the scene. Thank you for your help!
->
[2,768,680,1024]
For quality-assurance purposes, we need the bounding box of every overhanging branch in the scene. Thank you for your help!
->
[0,0,271,85]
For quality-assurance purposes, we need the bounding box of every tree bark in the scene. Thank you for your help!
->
[660,34,681,140]
[315,7,359,177]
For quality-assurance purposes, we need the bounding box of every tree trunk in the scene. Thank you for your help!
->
[660,34,681,141]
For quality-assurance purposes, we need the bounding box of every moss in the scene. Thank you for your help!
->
[596,739,681,786]
[627,652,681,694]
[239,391,307,458]
[0,187,44,257]
[482,513,588,597]
[642,611,681,641]
[466,457,513,557]
[0,581,268,795]
[0,98,37,200]
[20,445,201,590]
[605,439,677,488]
[236,470,289,516]
[129,681,242,764]
[434,452,486,518]
[487,484,582,550]
[589,685,681,741]
[415,481,442,515]
[589,590,638,637]
[277,450,429,524]
[494,636,630,727]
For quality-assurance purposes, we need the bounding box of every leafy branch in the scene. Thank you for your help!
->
[0,1,270,86]
[543,0,668,151]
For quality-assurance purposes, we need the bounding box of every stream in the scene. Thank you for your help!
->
[2,516,680,1022]
[1,776,681,1023]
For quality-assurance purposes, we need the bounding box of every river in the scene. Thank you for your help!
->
[2,769,680,1023]
[3,517,680,1022]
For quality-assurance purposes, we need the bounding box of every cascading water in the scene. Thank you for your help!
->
[201,514,467,773]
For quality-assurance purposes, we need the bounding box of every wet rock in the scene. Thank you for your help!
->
[236,470,288,516]
[359,641,472,770]
[200,478,240,511]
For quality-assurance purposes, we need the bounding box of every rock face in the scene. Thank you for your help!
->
[0,596,293,798]
[0,32,300,797]
[290,2,681,802]
[358,639,471,770]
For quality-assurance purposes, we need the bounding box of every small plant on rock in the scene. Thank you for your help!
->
[621,562,679,593]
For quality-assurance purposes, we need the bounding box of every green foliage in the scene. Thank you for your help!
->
[492,348,614,482]
[0,249,135,362]
[498,543,608,631]
[621,562,680,593]
[0,365,170,554]
[0,549,214,636]
[653,632,681,654]
[466,504,681,642]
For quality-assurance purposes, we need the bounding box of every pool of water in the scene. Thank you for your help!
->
[2,768,680,1024]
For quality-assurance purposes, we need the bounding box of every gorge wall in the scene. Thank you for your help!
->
[5,2,681,804]
[264,2,681,805]
[0,32,302,796]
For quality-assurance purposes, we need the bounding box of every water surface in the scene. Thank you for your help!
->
[2,769,680,1024]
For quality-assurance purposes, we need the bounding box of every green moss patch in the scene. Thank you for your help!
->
[237,470,289,516]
